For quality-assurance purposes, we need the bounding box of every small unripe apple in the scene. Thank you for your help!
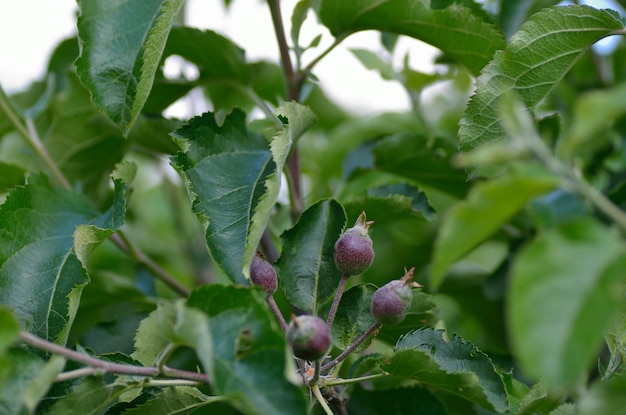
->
[371,267,421,326]
[286,315,331,361]
[250,252,278,296]
[333,212,375,276]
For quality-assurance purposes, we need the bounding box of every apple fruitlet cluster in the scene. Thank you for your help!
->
[250,212,422,363]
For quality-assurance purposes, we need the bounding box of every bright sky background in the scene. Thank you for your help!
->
[0,0,440,116]
[0,0,622,116]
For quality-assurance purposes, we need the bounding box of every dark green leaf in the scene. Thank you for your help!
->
[121,386,225,415]
[34,72,128,196]
[384,328,508,412]
[498,0,562,39]
[343,182,436,225]
[347,384,448,415]
[0,173,127,344]
[459,5,625,151]
[320,0,505,75]
[508,218,626,389]
[187,285,308,415]
[243,102,316,279]
[76,0,185,134]
[275,199,346,314]
[171,110,273,284]
[164,27,249,84]
[373,134,470,198]
[431,163,558,288]
[0,162,25,192]
[332,284,377,351]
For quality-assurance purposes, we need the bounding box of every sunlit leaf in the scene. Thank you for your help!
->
[577,373,626,415]
[508,218,626,388]
[459,5,625,151]
[431,163,558,287]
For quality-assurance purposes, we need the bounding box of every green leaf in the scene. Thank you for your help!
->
[383,328,508,413]
[373,134,470,198]
[187,285,308,415]
[131,311,168,367]
[558,82,626,158]
[319,0,505,75]
[0,348,45,415]
[46,376,135,415]
[22,355,65,413]
[243,102,316,279]
[75,0,185,134]
[459,5,625,151]
[347,384,448,415]
[275,199,346,314]
[163,27,249,84]
[350,48,396,81]
[155,301,213,380]
[431,164,558,288]
[156,27,267,113]
[171,110,274,284]
[0,162,25,192]
[74,167,132,266]
[577,373,626,415]
[122,386,225,415]
[24,72,128,196]
[332,284,377,351]
[0,307,20,354]
[0,174,127,345]
[343,182,436,225]
[508,218,626,389]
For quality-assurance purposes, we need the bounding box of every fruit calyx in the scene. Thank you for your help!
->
[333,211,375,276]
[370,267,421,326]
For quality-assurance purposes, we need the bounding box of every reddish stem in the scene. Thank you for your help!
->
[326,274,350,327]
